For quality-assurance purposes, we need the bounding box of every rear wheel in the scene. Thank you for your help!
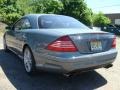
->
[23,47,36,75]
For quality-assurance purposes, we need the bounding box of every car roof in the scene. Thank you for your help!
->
[23,14,58,18]
[22,14,72,19]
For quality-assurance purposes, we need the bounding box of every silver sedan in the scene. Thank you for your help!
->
[3,14,117,75]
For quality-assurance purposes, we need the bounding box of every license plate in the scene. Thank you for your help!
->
[90,41,102,51]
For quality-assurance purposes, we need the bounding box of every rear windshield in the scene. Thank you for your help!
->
[38,15,89,29]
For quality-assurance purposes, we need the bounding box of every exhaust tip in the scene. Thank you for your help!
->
[104,64,113,69]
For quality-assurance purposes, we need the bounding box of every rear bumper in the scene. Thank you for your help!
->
[35,49,117,73]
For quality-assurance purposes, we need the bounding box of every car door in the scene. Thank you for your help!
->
[13,18,32,55]
[5,27,15,50]
[5,19,23,52]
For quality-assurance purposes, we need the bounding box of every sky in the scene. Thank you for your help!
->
[85,0,120,14]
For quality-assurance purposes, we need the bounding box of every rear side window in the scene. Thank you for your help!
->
[14,19,24,30]
[14,18,31,30]
[22,19,31,29]
[38,15,89,29]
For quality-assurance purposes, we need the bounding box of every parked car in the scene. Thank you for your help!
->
[101,24,120,35]
[3,14,117,76]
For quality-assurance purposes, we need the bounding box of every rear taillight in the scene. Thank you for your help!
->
[46,36,78,52]
[112,36,116,48]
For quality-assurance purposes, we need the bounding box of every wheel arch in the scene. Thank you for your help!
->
[23,44,31,53]
[22,43,36,62]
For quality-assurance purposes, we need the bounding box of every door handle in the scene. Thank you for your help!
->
[22,34,27,41]
[22,34,26,39]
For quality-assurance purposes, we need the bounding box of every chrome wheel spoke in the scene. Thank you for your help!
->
[24,48,32,72]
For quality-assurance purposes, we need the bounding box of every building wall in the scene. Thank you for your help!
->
[105,13,120,25]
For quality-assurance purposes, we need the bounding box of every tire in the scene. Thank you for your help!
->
[23,46,36,75]
[3,38,9,52]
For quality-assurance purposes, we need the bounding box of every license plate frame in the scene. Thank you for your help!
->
[90,40,102,51]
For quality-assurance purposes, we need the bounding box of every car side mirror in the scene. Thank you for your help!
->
[5,26,12,30]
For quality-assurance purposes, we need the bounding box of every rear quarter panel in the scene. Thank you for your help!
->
[22,29,63,57]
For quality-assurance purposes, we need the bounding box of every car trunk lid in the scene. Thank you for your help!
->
[69,33,115,54]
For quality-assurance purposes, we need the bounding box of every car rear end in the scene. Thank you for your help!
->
[35,15,117,73]
[35,32,117,74]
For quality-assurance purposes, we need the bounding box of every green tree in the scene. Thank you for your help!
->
[93,12,111,27]
[61,0,93,26]
[31,0,63,14]
[0,0,21,24]
[0,0,95,26]
[15,0,33,15]
[0,0,34,24]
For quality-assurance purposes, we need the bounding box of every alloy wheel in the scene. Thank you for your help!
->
[24,48,32,73]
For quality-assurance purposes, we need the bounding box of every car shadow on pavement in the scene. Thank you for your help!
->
[0,49,107,90]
